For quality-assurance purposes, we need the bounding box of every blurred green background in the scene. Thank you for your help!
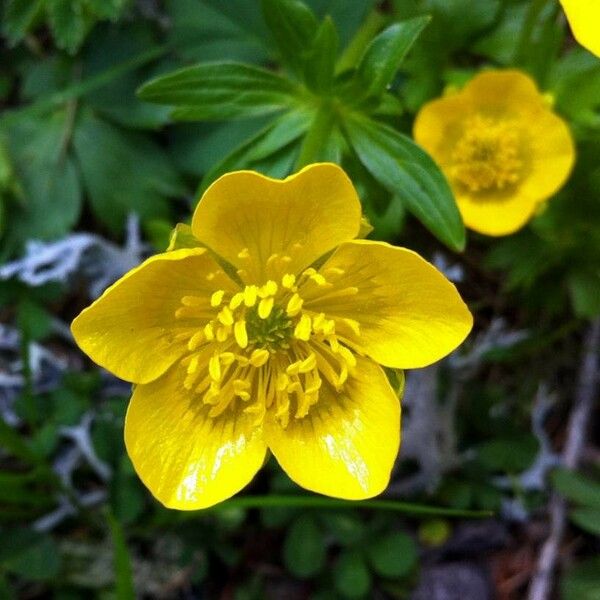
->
[0,1,599,598]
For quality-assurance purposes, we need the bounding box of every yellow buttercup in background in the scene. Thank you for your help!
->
[560,0,600,57]
[414,70,575,236]
[71,163,472,510]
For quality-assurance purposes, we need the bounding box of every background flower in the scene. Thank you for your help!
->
[414,70,575,236]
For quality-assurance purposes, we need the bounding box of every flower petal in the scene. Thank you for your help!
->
[71,248,238,384]
[303,240,472,369]
[561,0,600,57]
[520,109,575,200]
[265,356,400,500]
[191,163,361,284]
[125,363,267,510]
[456,189,539,236]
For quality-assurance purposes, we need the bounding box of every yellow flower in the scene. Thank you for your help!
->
[71,163,472,509]
[560,0,600,57]
[414,70,575,236]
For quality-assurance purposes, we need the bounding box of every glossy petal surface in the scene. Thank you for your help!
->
[191,163,361,283]
[302,240,473,369]
[561,0,600,57]
[265,356,400,500]
[71,248,238,384]
[125,363,267,509]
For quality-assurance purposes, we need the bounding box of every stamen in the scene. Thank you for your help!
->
[238,248,250,259]
[282,273,296,289]
[286,293,304,317]
[244,285,258,307]
[210,290,225,307]
[294,314,312,341]
[217,306,234,327]
[234,320,248,349]
[258,297,274,319]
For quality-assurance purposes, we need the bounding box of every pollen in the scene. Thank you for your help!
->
[450,114,524,193]
[177,269,362,429]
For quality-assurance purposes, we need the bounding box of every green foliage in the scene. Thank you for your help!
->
[1,0,600,598]
[3,0,129,53]
[138,0,466,250]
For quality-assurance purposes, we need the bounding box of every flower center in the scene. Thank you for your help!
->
[245,304,293,351]
[173,259,362,428]
[450,114,523,193]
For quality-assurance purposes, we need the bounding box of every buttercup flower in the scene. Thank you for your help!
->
[560,0,600,57]
[414,70,575,236]
[72,163,472,509]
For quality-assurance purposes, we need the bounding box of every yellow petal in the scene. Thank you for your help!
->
[455,189,540,236]
[191,163,361,283]
[520,109,575,201]
[265,356,400,500]
[303,240,472,369]
[125,364,267,510]
[71,248,238,384]
[561,0,600,57]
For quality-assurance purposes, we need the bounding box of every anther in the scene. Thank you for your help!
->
[286,293,303,317]
[258,297,274,319]
[234,320,248,349]
[210,290,225,307]
[294,314,312,341]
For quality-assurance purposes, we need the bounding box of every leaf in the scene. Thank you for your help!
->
[343,114,465,251]
[73,111,183,232]
[562,557,600,600]
[2,0,45,46]
[0,419,40,464]
[166,0,271,63]
[81,24,171,130]
[106,510,135,599]
[283,515,326,578]
[261,0,318,74]
[568,270,600,319]
[356,16,430,98]
[198,109,311,194]
[552,468,600,510]
[3,111,82,250]
[366,531,417,578]
[476,436,539,473]
[333,550,371,599]
[138,62,298,121]
[0,529,61,582]
[85,0,128,20]
[570,508,600,537]
[303,16,338,92]
[47,0,88,54]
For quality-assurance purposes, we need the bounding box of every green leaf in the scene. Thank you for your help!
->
[199,109,311,194]
[568,270,600,319]
[0,419,40,464]
[106,510,135,599]
[261,0,318,74]
[366,531,417,579]
[3,111,82,250]
[73,111,182,232]
[562,557,600,600]
[343,114,465,251]
[325,511,366,546]
[570,508,600,537]
[356,16,430,98]
[283,515,326,578]
[17,298,53,341]
[552,468,600,509]
[2,0,45,46]
[333,550,371,599]
[303,16,338,92]
[85,0,127,20]
[476,436,539,473]
[0,529,61,582]
[165,0,270,63]
[47,0,88,54]
[81,25,171,130]
[138,62,298,121]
